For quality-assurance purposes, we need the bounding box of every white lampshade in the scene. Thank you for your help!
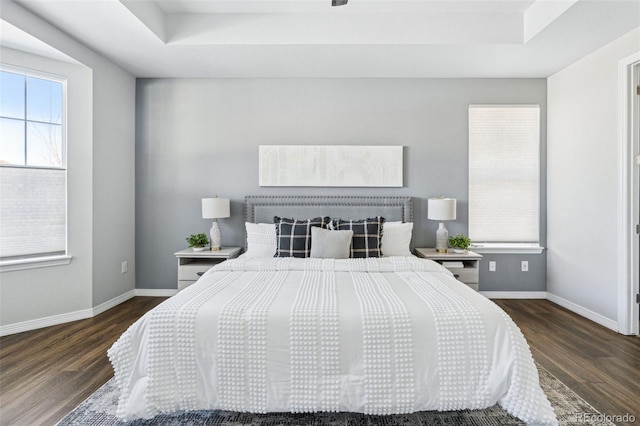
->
[202,197,230,219]
[428,197,457,221]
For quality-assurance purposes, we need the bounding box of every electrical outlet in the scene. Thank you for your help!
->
[489,261,496,272]
[521,260,529,272]
[121,261,128,274]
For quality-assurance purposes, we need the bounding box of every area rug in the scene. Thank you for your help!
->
[56,365,611,426]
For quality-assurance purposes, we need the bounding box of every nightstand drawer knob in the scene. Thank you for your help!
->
[453,274,460,278]
[196,272,205,276]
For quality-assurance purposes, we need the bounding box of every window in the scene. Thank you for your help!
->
[468,105,540,250]
[0,66,67,265]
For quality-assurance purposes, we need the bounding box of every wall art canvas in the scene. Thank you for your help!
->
[259,145,403,187]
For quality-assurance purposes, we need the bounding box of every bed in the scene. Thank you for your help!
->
[108,196,557,425]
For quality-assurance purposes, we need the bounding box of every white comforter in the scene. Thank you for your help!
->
[108,256,557,425]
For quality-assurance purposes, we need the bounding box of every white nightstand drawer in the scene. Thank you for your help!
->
[178,280,198,291]
[175,247,242,291]
[414,248,482,291]
[178,261,217,281]
[448,267,478,284]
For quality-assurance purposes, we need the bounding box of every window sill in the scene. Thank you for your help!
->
[470,244,544,255]
[0,255,72,272]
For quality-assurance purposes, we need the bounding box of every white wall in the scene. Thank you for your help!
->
[0,47,94,326]
[0,2,136,332]
[547,28,640,325]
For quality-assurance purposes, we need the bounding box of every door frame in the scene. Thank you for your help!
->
[618,51,640,336]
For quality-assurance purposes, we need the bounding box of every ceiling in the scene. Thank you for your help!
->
[2,0,639,78]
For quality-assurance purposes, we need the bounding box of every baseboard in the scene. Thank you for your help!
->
[0,307,93,336]
[92,289,136,316]
[0,289,136,337]
[134,288,178,297]
[1,288,177,336]
[1,287,619,336]
[546,293,618,332]
[480,291,547,299]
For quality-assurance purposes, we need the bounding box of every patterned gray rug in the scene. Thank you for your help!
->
[56,366,610,426]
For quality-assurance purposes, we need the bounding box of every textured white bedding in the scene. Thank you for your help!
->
[108,256,557,425]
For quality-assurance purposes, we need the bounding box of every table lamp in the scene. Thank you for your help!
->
[428,197,456,253]
[202,197,230,251]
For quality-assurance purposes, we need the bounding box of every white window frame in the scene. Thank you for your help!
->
[0,64,71,271]
[468,104,544,255]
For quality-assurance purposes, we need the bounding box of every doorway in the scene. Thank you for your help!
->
[619,53,640,336]
[635,61,640,336]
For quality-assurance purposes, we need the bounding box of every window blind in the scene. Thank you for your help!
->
[468,105,540,243]
[0,167,66,258]
[0,67,67,262]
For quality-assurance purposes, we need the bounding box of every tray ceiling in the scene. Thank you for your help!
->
[1,0,639,78]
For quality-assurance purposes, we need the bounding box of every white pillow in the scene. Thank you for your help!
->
[244,222,277,258]
[381,221,413,257]
[310,227,353,259]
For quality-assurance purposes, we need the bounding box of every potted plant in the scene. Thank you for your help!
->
[448,234,471,253]
[186,233,209,252]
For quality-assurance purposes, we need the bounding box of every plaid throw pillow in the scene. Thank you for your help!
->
[332,216,386,258]
[274,216,332,258]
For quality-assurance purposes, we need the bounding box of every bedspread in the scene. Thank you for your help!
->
[108,256,557,425]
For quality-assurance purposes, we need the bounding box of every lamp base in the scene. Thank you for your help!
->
[435,222,449,253]
[210,220,222,251]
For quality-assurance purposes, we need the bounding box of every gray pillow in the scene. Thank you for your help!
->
[310,227,354,259]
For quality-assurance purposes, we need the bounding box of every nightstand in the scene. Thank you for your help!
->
[174,247,241,291]
[414,248,482,291]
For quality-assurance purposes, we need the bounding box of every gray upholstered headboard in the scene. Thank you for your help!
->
[245,195,413,223]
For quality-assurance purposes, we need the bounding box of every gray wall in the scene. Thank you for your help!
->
[91,62,137,306]
[136,78,547,292]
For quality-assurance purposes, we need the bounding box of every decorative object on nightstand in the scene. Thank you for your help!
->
[175,247,241,290]
[427,197,456,253]
[448,233,471,253]
[185,233,209,252]
[202,196,230,251]
[414,247,482,291]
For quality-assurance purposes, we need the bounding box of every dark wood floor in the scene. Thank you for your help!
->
[0,296,166,426]
[1,297,638,425]
[496,300,640,426]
